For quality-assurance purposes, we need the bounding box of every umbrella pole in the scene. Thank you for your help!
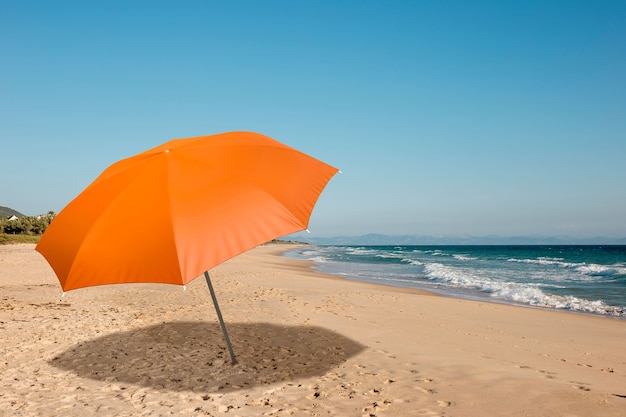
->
[204,271,237,365]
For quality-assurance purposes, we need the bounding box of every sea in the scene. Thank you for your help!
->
[286,245,626,319]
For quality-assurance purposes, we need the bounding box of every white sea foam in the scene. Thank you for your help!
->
[345,247,378,255]
[493,285,623,315]
[493,284,549,304]
[375,252,405,260]
[311,256,328,263]
[452,254,477,261]
[422,263,624,316]
[507,257,625,278]
[507,257,577,267]
[423,263,484,288]
[404,259,424,266]
[298,250,327,263]
[533,294,623,316]
[576,264,621,277]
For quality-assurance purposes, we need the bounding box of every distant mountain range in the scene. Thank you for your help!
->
[0,206,26,218]
[287,233,626,246]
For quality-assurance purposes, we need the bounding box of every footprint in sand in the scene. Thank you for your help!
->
[416,387,437,394]
[415,409,443,416]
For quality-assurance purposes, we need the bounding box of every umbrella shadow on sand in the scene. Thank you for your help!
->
[49,321,366,393]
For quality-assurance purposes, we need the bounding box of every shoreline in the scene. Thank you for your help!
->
[268,243,442,297]
[2,243,625,416]
[280,243,626,321]
[273,244,626,321]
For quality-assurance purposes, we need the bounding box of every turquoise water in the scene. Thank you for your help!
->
[287,245,626,318]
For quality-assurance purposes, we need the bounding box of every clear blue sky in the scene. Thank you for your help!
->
[2,1,625,238]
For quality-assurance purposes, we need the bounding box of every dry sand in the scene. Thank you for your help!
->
[1,243,625,416]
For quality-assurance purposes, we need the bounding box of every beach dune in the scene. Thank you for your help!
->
[1,243,625,416]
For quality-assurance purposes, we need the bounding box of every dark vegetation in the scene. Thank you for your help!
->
[0,206,55,244]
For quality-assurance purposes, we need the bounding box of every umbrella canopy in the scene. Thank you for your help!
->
[36,131,338,291]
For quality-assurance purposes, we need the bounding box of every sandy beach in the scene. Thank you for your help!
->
[1,243,625,416]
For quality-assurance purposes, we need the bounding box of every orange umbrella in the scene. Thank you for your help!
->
[36,131,338,363]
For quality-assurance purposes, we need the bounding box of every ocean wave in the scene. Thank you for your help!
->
[424,250,445,256]
[403,258,424,266]
[345,247,379,255]
[375,252,405,260]
[494,286,624,316]
[423,263,483,288]
[423,251,477,261]
[422,263,625,317]
[575,264,624,277]
[508,257,624,278]
[301,255,325,263]
[452,254,478,261]
[299,250,326,262]
[507,257,577,267]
